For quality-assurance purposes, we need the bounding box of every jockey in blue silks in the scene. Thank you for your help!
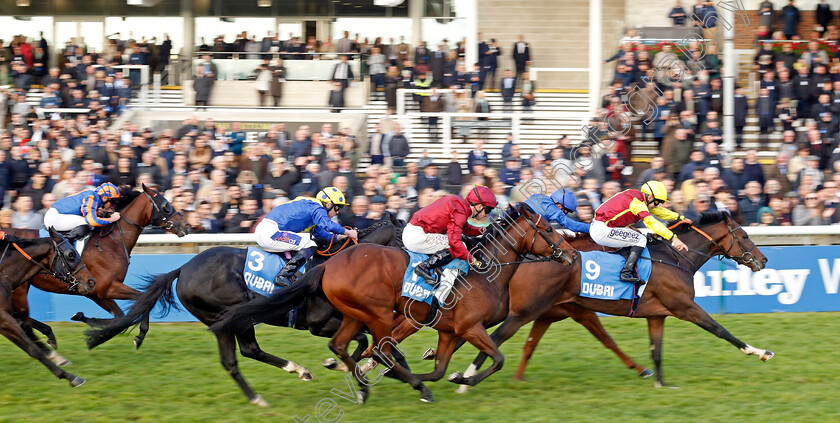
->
[524,189,590,233]
[44,182,122,236]
[254,186,359,286]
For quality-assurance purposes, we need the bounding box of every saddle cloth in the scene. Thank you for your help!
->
[242,247,305,297]
[401,250,469,305]
[578,248,652,301]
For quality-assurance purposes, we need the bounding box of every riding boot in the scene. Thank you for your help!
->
[273,248,313,287]
[619,246,645,284]
[63,225,92,253]
[414,249,454,285]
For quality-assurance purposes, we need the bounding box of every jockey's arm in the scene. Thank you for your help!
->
[447,217,475,263]
[82,195,112,227]
[311,208,347,239]
[463,222,483,237]
[629,198,675,240]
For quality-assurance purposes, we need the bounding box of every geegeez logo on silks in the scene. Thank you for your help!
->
[608,229,640,241]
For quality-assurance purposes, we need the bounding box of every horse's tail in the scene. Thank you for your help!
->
[209,263,325,334]
[85,268,181,349]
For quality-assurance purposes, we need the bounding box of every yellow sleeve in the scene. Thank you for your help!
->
[642,216,675,240]
[627,198,649,216]
[650,206,681,222]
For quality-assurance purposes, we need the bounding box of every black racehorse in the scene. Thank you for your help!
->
[86,215,405,406]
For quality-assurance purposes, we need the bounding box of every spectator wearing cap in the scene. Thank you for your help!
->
[367,195,388,223]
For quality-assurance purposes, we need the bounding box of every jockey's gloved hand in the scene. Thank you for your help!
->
[646,233,660,244]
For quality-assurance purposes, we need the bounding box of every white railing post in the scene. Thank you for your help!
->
[442,113,452,157]
[153,73,162,104]
[396,88,406,115]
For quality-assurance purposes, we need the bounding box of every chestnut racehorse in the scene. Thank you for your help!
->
[5,184,188,357]
[211,203,576,403]
[458,212,775,390]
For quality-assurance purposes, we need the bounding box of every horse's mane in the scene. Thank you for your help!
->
[112,186,142,211]
[671,211,729,234]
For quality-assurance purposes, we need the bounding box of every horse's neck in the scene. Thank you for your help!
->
[477,233,524,290]
[677,226,720,273]
[103,198,149,255]
[3,241,51,289]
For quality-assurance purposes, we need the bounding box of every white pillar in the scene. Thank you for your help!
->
[588,0,602,118]
[410,0,423,48]
[182,0,195,80]
[721,3,736,158]
[464,0,478,68]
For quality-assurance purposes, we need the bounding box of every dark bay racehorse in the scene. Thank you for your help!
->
[86,216,403,407]
[5,184,188,355]
[459,212,775,389]
[0,228,96,386]
[211,204,575,404]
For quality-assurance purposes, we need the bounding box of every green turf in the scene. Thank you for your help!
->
[0,313,837,423]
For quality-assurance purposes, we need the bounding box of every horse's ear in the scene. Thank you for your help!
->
[507,204,520,219]
[141,183,153,195]
[47,227,61,243]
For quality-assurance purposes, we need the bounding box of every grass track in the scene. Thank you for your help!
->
[0,313,838,423]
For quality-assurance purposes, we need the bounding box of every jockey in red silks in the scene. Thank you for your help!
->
[403,185,497,284]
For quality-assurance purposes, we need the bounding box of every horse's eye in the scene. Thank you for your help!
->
[742,235,748,239]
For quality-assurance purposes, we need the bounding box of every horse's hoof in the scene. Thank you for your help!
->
[47,340,58,350]
[639,368,654,378]
[654,381,679,389]
[69,376,86,387]
[455,385,469,394]
[447,371,465,385]
[356,390,368,404]
[512,374,525,381]
[422,348,437,360]
[420,390,435,403]
[70,312,84,322]
[761,350,775,362]
[300,371,314,381]
[322,358,338,369]
[250,395,269,407]
[133,336,144,350]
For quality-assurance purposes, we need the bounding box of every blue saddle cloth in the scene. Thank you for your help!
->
[578,248,652,301]
[401,250,469,305]
[242,247,305,297]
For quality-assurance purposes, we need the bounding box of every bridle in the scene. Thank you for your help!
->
[663,217,761,270]
[484,207,574,266]
[1,237,89,293]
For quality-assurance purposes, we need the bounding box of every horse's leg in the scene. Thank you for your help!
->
[411,331,459,382]
[71,296,125,327]
[214,330,268,406]
[448,324,507,387]
[235,326,313,381]
[365,318,434,403]
[564,304,652,377]
[513,318,554,381]
[327,317,370,404]
[647,316,668,388]
[133,311,150,350]
[29,319,59,351]
[0,306,84,387]
[18,317,72,367]
[669,301,774,361]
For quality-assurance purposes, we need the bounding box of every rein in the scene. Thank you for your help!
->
[316,220,392,257]
[6,240,85,292]
[641,218,759,272]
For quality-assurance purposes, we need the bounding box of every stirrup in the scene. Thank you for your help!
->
[620,269,642,284]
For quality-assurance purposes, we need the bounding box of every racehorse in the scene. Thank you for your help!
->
[0,228,96,386]
[86,215,404,407]
[211,203,576,403]
[457,212,775,389]
[5,184,188,356]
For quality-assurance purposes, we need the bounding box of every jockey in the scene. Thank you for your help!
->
[406,185,497,284]
[591,180,689,284]
[524,189,590,233]
[255,186,358,286]
[44,183,122,244]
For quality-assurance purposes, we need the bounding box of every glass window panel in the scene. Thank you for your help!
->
[104,17,184,51]
[79,21,104,52]
[332,18,411,43]
[0,17,54,44]
[421,17,466,46]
